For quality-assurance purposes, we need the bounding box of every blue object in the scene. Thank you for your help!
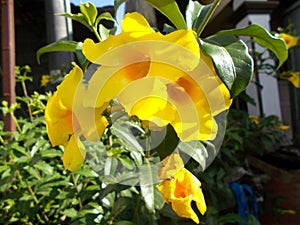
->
[230,182,259,225]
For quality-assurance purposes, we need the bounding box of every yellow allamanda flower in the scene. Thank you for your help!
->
[249,115,259,124]
[45,63,108,171]
[82,12,232,142]
[40,75,51,87]
[279,71,300,88]
[45,12,231,171]
[157,152,206,224]
[277,125,290,131]
[279,33,300,49]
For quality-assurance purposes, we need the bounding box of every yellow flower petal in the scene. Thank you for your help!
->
[45,92,78,146]
[76,105,109,142]
[57,63,84,110]
[172,195,200,224]
[158,152,184,180]
[117,77,168,122]
[63,134,86,171]
[82,12,155,65]
[40,75,51,87]
[287,72,300,88]
[157,167,206,224]
[121,12,154,35]
[279,33,299,49]
[85,61,150,108]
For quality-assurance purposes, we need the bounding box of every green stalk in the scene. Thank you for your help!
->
[71,172,83,209]
[10,112,22,133]
[21,79,33,122]
[92,26,102,42]
[196,0,221,37]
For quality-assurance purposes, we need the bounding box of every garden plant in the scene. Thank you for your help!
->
[0,0,290,224]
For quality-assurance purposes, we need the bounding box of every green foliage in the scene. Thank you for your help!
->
[204,35,254,98]
[186,0,211,30]
[216,24,288,68]
[9,1,290,224]
[36,41,78,64]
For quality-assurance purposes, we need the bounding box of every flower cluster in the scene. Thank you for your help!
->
[45,12,231,171]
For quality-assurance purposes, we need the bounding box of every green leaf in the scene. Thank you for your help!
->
[80,1,98,26]
[145,0,186,30]
[98,183,128,199]
[99,24,111,41]
[205,34,253,97]
[154,124,179,160]
[111,114,145,157]
[61,208,78,218]
[58,12,91,30]
[216,24,288,68]
[186,0,211,30]
[95,12,115,28]
[154,186,165,210]
[115,221,135,225]
[217,213,246,224]
[138,162,158,213]
[178,141,208,170]
[36,40,78,64]
[75,42,90,71]
[200,39,236,91]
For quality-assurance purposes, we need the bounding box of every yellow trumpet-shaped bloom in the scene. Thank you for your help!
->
[279,71,300,88]
[279,33,300,49]
[157,152,206,224]
[45,63,108,171]
[45,12,232,171]
[82,12,231,142]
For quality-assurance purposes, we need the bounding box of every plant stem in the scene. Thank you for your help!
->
[71,172,83,209]
[92,26,102,42]
[16,171,50,222]
[10,112,21,133]
[145,131,150,158]
[196,0,221,37]
[21,79,33,122]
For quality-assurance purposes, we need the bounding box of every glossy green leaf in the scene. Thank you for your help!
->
[154,186,165,210]
[139,162,158,213]
[99,24,111,41]
[186,0,211,30]
[154,124,179,160]
[36,40,77,64]
[145,0,186,29]
[58,12,91,31]
[205,35,253,97]
[200,39,236,91]
[80,1,98,26]
[216,24,288,68]
[95,12,115,27]
[178,141,207,170]
[111,114,145,158]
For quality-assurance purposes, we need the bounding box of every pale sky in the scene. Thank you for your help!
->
[70,0,113,7]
